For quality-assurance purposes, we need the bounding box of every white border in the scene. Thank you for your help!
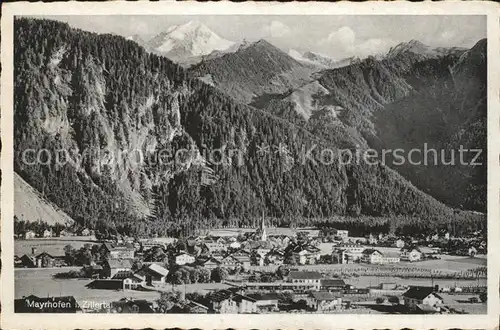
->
[1,2,499,329]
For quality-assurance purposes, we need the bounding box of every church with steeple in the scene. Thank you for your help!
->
[255,212,267,242]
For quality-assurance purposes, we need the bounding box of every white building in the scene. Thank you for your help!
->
[204,242,227,253]
[292,249,321,265]
[395,239,405,248]
[403,287,443,311]
[229,241,241,249]
[123,274,146,290]
[335,244,365,263]
[400,248,422,262]
[287,271,322,290]
[334,230,349,241]
[175,253,195,266]
[361,249,384,264]
[307,291,343,311]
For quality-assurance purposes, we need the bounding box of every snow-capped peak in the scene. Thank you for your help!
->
[147,21,235,58]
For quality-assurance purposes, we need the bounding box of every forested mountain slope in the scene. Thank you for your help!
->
[14,18,478,237]
[189,40,316,104]
[248,40,486,212]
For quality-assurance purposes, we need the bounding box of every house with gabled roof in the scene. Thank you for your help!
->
[19,254,36,268]
[123,273,146,290]
[289,245,321,265]
[266,249,285,265]
[320,278,346,291]
[100,242,135,260]
[231,254,251,269]
[203,241,227,254]
[136,263,169,286]
[168,300,210,314]
[246,293,280,311]
[219,255,241,269]
[209,290,257,314]
[400,247,422,262]
[102,258,133,278]
[111,298,156,313]
[35,252,56,267]
[306,291,343,311]
[287,271,322,290]
[245,240,273,257]
[232,248,251,257]
[402,286,443,311]
[334,243,365,263]
[196,256,222,269]
[58,229,73,237]
[361,249,384,264]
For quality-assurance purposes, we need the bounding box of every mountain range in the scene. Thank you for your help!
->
[13,18,486,237]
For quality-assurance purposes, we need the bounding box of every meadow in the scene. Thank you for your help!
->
[15,236,100,256]
[15,267,161,306]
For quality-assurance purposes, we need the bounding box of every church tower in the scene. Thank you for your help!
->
[260,212,267,242]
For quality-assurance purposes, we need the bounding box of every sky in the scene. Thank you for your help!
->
[38,15,486,60]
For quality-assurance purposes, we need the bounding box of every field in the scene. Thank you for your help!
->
[15,267,233,301]
[345,275,486,288]
[439,293,487,314]
[15,268,161,306]
[15,265,487,314]
[15,236,101,257]
[154,282,232,294]
[252,254,485,272]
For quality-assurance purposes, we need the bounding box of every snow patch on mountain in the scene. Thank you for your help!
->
[147,21,235,59]
[288,49,328,68]
[289,49,354,69]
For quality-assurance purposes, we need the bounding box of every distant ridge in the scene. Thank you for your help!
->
[190,39,316,104]
[387,39,467,59]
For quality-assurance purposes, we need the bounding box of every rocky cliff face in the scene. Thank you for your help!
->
[15,18,205,227]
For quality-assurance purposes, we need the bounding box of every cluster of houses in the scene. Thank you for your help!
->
[20,228,92,239]
[16,248,66,268]
[16,218,483,274]
[333,244,432,265]
[14,219,487,313]
[199,270,457,314]
[14,283,447,314]
[87,242,170,289]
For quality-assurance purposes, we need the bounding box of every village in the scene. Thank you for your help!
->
[14,218,487,314]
